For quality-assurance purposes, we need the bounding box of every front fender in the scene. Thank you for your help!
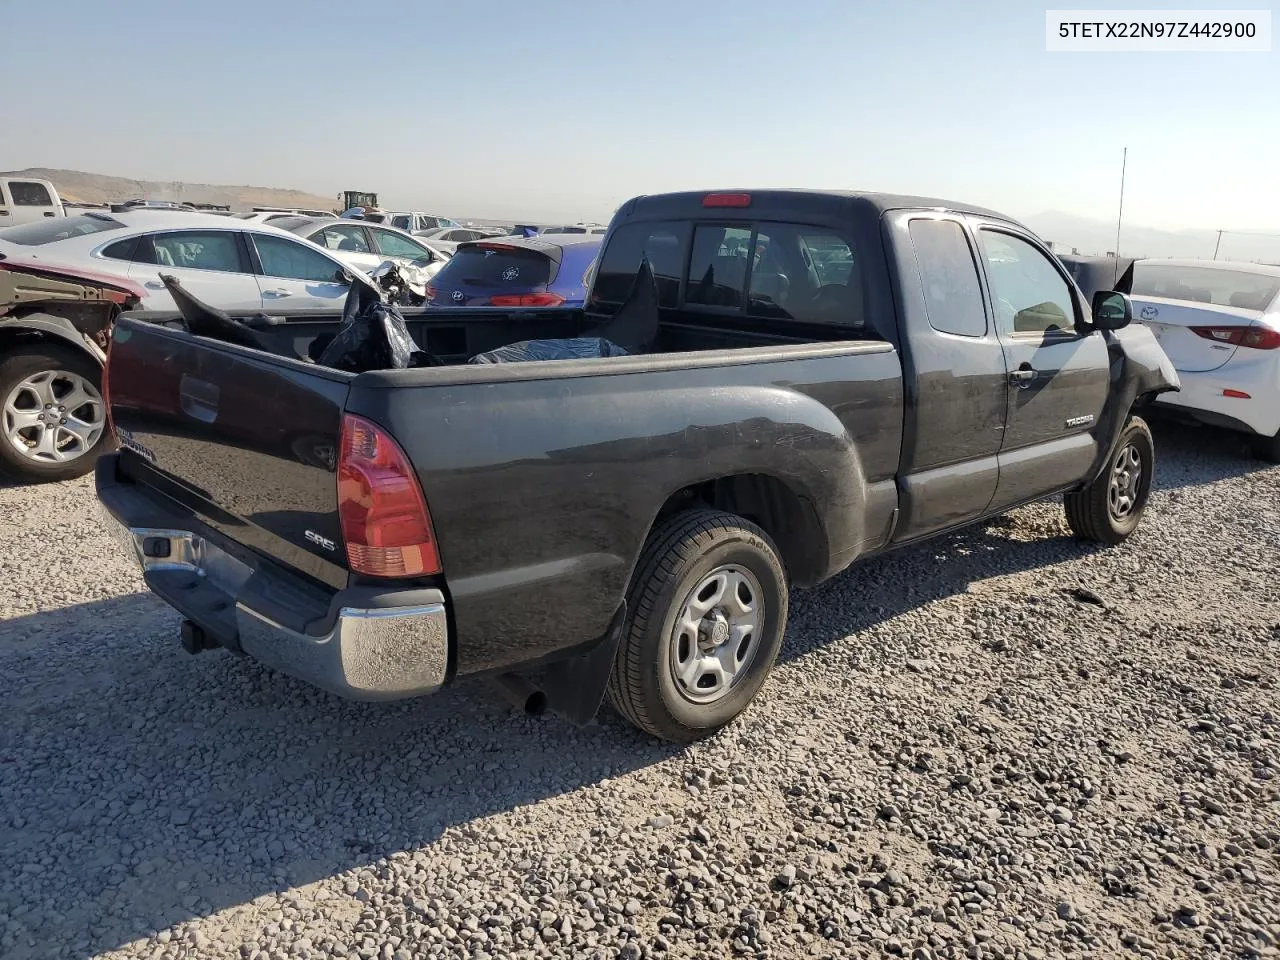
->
[0,312,108,363]
[1084,323,1180,484]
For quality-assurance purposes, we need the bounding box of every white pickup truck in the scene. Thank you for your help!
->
[0,177,65,227]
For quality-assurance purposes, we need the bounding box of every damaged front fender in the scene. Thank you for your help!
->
[1081,323,1180,486]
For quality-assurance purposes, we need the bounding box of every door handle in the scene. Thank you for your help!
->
[264,289,294,298]
[1009,364,1037,386]
[144,280,165,290]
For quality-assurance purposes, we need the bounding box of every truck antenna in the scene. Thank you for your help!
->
[1114,146,1127,285]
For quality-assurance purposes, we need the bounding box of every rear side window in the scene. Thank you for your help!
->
[591,221,686,310]
[908,219,987,337]
[431,245,553,287]
[391,215,411,230]
[0,213,123,245]
[9,182,53,206]
[101,237,140,262]
[253,234,343,282]
[1129,263,1280,310]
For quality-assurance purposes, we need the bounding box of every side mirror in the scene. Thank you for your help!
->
[334,268,351,284]
[1091,290,1132,330]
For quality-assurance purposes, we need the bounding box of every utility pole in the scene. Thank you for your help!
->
[1213,230,1223,260]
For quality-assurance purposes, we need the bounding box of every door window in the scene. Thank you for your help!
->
[391,215,411,230]
[370,228,430,259]
[909,219,987,337]
[143,232,243,272]
[313,224,370,254]
[9,181,53,206]
[253,234,343,282]
[979,231,1077,335]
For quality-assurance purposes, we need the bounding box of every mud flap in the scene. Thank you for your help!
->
[539,603,627,726]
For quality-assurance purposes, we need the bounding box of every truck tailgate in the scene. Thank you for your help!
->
[107,317,352,588]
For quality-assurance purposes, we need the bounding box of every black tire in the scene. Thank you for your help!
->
[0,344,109,484]
[606,509,789,743]
[1251,430,1280,464]
[1064,416,1154,545]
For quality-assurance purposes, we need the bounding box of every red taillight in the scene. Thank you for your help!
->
[702,192,751,208]
[424,285,437,300]
[1191,325,1280,350]
[488,293,566,307]
[1223,389,1252,399]
[337,414,441,578]
[475,242,520,252]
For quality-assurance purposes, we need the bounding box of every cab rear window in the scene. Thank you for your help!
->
[592,221,686,309]
[0,214,124,245]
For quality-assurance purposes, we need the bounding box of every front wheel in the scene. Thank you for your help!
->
[606,509,789,743]
[0,344,109,484]
[1064,416,1154,544]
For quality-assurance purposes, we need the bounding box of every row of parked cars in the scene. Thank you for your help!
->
[0,196,607,481]
[1,182,1277,489]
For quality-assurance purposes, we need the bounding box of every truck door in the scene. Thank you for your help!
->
[886,212,1007,541]
[973,226,1110,511]
[4,180,61,225]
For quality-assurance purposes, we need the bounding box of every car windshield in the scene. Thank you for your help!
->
[1129,263,1280,311]
[0,213,125,245]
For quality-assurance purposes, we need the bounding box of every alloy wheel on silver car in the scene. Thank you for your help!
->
[2,369,105,464]
[668,564,765,704]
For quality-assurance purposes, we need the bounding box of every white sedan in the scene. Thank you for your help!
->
[0,210,368,312]
[1131,259,1280,460]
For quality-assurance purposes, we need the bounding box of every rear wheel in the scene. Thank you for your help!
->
[1251,430,1280,464]
[0,345,109,483]
[606,509,788,743]
[1064,416,1154,544]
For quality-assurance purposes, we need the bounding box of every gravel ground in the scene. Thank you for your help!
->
[2,421,1278,960]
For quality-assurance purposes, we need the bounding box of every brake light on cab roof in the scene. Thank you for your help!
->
[702,193,751,208]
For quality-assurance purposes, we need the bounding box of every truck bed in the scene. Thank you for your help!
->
[127,302,873,368]
[104,307,902,681]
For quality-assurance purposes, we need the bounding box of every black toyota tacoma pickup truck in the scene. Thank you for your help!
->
[96,189,1178,743]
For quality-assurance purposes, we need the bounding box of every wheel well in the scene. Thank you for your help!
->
[655,474,828,586]
[0,324,97,363]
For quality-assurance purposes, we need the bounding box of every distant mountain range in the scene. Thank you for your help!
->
[1024,210,1280,263]
[1,167,337,214]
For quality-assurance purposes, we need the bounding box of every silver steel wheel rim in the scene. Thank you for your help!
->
[668,564,764,705]
[1108,442,1143,520]
[2,369,104,464]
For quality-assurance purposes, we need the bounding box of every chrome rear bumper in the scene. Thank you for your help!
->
[101,504,449,700]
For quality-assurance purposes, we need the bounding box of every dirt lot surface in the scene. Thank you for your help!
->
[2,422,1278,960]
